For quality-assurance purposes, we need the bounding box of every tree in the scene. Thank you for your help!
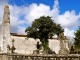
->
[74,29,80,49]
[25,16,64,50]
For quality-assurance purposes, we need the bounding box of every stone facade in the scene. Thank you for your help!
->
[0,5,11,53]
[58,33,69,54]
[0,5,69,54]
[10,35,61,54]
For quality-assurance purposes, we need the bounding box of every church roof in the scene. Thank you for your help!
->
[10,33,27,37]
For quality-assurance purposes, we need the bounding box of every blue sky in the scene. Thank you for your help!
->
[59,0,80,14]
[8,0,80,14]
[0,0,80,38]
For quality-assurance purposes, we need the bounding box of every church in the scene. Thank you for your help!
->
[0,5,69,54]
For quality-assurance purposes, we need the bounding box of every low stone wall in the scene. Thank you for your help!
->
[0,53,8,60]
[0,53,80,60]
[8,54,80,60]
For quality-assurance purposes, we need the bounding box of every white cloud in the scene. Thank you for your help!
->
[8,5,27,33]
[64,28,75,38]
[0,0,8,24]
[25,3,52,24]
[58,10,80,28]
[17,26,26,34]
[25,0,59,24]
[0,0,9,5]
[64,28,75,44]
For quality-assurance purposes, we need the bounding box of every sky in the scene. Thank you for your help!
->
[0,0,80,39]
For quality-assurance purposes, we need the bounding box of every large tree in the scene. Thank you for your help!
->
[25,16,64,50]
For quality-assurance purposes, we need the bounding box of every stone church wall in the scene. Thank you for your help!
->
[11,35,61,54]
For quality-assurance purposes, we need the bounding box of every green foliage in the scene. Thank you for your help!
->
[75,30,80,39]
[74,30,80,50]
[25,16,63,50]
[41,38,48,50]
[75,45,80,50]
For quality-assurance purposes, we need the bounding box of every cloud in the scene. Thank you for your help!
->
[25,0,59,24]
[6,5,27,33]
[0,0,9,5]
[64,28,75,38]
[58,10,80,28]
[0,0,80,38]
[64,28,75,45]
[25,3,52,24]
[64,28,75,44]
[0,0,9,25]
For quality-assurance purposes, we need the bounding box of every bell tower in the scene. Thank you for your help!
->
[1,5,11,53]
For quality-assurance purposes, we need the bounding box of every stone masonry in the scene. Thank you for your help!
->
[0,5,11,53]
